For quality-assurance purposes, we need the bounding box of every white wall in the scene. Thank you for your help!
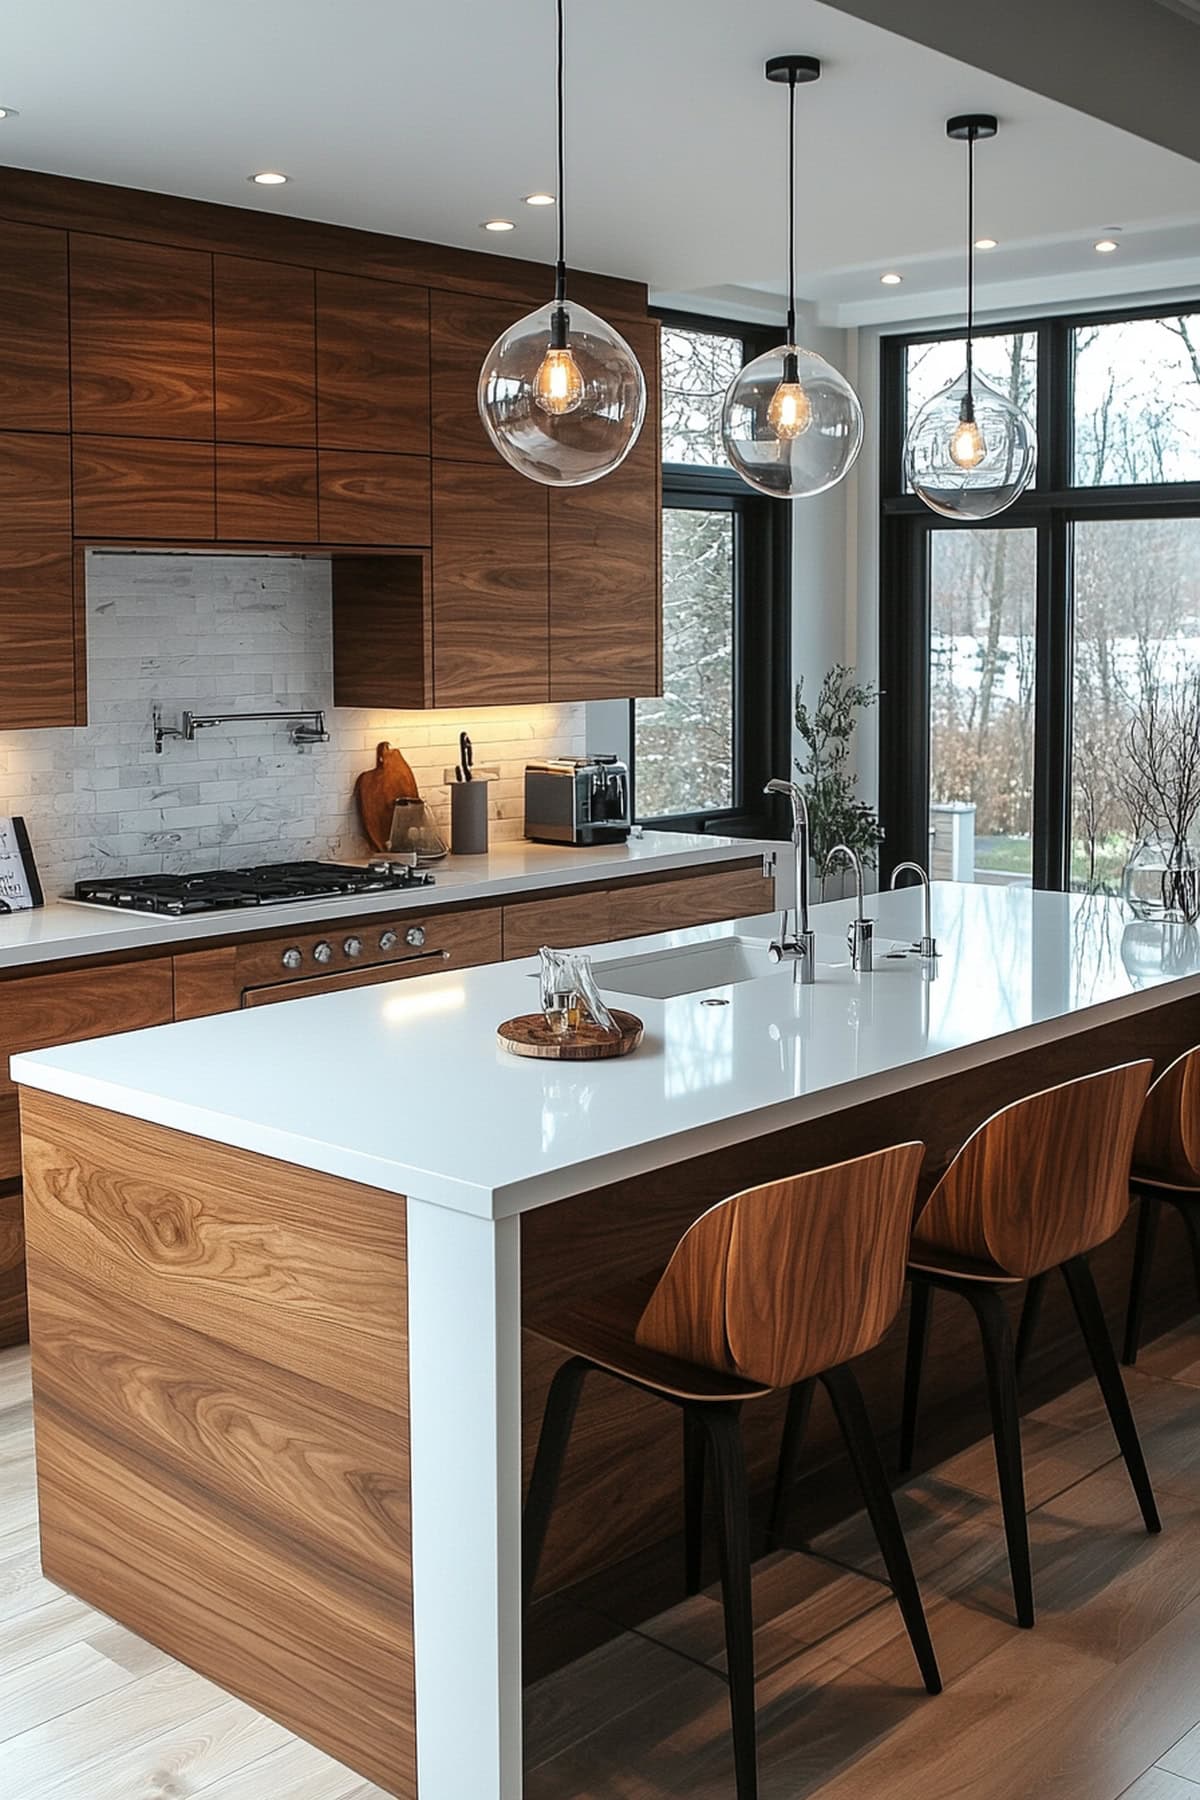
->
[0,553,584,899]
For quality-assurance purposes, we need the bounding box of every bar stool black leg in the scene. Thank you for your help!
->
[960,1281,1035,1629]
[821,1363,942,1696]
[1123,1192,1161,1366]
[523,1357,590,1609]
[1061,1255,1161,1535]
[1015,1274,1048,1384]
[684,1409,706,1595]
[765,1378,815,1553]
[697,1404,758,1800]
[899,1276,932,1474]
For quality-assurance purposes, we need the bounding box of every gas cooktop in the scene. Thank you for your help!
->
[74,860,435,916]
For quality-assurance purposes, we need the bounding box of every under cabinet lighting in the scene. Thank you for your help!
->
[250,170,289,186]
[1095,237,1120,253]
[880,272,903,285]
[975,236,998,250]
[524,192,556,206]
[483,218,516,232]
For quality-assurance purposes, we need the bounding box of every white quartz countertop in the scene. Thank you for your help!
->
[0,831,776,972]
[12,882,1200,1220]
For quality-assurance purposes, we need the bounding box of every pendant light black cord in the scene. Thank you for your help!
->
[786,69,797,348]
[554,0,567,311]
[965,127,976,400]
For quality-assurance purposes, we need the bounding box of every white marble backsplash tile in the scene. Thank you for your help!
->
[0,552,586,898]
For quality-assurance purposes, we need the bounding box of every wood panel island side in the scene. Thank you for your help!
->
[12,883,1200,1800]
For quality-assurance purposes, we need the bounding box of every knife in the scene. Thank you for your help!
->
[459,731,473,780]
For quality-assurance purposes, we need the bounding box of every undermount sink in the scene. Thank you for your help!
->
[592,934,787,1000]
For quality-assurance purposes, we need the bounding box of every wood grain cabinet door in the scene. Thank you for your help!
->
[0,220,69,432]
[69,235,214,439]
[0,432,74,728]
[217,445,318,541]
[214,255,316,446]
[432,459,550,706]
[430,289,537,463]
[73,435,216,540]
[548,316,662,702]
[318,450,430,545]
[316,271,430,453]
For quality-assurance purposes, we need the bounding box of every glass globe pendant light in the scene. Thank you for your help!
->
[903,116,1037,520]
[477,0,646,488]
[720,56,864,499]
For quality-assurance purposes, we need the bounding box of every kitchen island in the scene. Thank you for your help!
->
[11,882,1200,1800]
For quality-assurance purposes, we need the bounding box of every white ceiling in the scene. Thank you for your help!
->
[2,0,1199,328]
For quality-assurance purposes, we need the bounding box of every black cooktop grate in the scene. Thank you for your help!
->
[74,860,434,915]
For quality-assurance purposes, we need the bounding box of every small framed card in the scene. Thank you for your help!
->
[0,817,43,912]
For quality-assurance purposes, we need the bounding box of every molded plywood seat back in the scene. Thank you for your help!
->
[634,1143,925,1389]
[915,1060,1153,1279]
[1133,1044,1200,1187]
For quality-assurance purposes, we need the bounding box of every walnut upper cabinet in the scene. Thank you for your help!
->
[0,221,69,433]
[548,314,662,701]
[430,288,535,463]
[431,460,549,706]
[69,235,215,439]
[214,255,317,446]
[316,271,430,454]
[0,431,75,728]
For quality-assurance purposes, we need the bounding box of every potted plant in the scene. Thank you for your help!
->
[794,665,884,897]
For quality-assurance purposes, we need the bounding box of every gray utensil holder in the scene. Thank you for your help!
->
[450,779,489,855]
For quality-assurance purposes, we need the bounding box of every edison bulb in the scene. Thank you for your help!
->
[949,414,987,469]
[767,381,812,440]
[534,345,584,416]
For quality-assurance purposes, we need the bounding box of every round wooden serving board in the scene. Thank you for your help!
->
[497,1010,644,1061]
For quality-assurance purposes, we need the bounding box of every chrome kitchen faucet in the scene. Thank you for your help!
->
[764,778,815,982]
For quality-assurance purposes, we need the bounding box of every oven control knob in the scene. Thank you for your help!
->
[313,940,333,965]
[281,947,303,971]
[379,929,399,951]
[343,936,363,958]
[405,925,426,949]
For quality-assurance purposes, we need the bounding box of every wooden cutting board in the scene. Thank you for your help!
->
[354,742,420,850]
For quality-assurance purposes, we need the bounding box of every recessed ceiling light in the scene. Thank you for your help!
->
[975,236,998,250]
[482,218,516,232]
[249,171,289,186]
[1094,237,1120,253]
[880,272,903,285]
[0,107,19,121]
[523,192,556,206]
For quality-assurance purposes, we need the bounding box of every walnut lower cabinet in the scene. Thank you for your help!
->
[501,859,775,960]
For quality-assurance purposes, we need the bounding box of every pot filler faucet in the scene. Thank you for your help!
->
[764,779,815,982]
[890,860,938,961]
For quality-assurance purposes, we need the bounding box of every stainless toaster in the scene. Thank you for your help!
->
[524,756,631,846]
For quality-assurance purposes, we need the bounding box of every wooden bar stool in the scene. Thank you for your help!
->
[523,1143,942,1800]
[1122,1045,1200,1365]
[897,1060,1160,1630]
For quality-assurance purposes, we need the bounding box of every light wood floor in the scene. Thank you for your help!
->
[5,1328,1200,1799]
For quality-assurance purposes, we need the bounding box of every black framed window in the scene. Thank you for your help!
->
[631,313,791,834]
[879,303,1200,892]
